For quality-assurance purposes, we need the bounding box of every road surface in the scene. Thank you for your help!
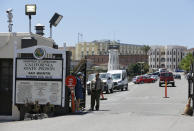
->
[1,73,194,131]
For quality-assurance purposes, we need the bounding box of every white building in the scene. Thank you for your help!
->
[75,40,145,60]
[0,32,55,120]
[149,45,187,71]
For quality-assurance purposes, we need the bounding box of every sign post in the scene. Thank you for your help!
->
[65,75,77,113]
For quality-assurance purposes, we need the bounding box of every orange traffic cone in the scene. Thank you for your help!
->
[182,97,193,116]
[100,92,107,100]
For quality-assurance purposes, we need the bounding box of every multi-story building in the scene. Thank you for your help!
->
[149,45,187,71]
[86,55,148,70]
[75,40,145,60]
[187,48,194,55]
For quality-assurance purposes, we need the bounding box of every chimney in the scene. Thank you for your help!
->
[35,23,45,36]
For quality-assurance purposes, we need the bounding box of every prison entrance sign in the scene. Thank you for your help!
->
[13,45,66,119]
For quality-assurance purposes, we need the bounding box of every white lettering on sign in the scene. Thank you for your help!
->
[16,59,62,79]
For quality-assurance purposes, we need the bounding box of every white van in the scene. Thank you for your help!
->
[107,70,128,91]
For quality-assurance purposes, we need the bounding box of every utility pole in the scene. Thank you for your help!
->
[78,32,83,44]
[6,8,13,32]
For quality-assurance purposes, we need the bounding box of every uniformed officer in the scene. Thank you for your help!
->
[90,73,103,111]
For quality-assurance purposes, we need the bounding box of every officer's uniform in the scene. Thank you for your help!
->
[90,77,103,110]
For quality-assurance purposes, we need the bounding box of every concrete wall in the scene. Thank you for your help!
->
[0,32,54,58]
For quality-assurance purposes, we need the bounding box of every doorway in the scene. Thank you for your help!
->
[0,59,13,115]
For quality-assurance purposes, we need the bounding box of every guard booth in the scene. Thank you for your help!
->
[188,51,194,110]
[12,44,68,120]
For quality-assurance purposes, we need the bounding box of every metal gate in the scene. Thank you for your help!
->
[0,59,13,115]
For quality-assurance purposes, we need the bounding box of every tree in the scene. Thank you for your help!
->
[141,45,151,55]
[179,53,194,72]
[127,62,149,76]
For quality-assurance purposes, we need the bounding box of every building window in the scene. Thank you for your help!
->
[170,58,171,62]
[167,58,169,62]
[161,58,165,62]
[167,51,169,55]
[92,51,94,55]
[161,52,165,55]
[157,58,159,62]
[81,51,84,58]
[174,58,175,62]
[174,51,176,55]
[87,51,89,55]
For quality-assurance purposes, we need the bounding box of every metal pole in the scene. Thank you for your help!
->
[29,15,31,33]
[50,24,52,38]
[188,76,191,98]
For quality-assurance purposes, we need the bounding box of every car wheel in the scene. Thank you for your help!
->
[141,81,144,84]
[172,83,175,87]
[125,84,128,91]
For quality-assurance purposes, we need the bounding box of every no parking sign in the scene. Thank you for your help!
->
[65,75,77,89]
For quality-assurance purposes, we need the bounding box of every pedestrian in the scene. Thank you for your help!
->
[75,72,84,112]
[90,73,103,111]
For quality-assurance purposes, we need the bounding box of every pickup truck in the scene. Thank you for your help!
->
[159,72,175,87]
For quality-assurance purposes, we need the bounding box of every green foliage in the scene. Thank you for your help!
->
[127,62,149,76]
[141,45,151,55]
[179,53,194,72]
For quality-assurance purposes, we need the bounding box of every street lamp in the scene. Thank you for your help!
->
[49,13,63,38]
[25,4,36,33]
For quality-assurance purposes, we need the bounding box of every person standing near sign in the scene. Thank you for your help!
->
[75,72,84,112]
[90,73,103,111]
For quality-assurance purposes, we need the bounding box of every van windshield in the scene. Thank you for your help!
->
[112,73,121,80]
[88,74,95,81]
[99,73,107,80]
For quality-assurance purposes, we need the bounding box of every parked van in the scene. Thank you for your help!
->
[107,70,128,91]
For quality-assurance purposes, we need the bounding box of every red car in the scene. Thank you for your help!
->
[136,76,155,84]
[159,72,175,87]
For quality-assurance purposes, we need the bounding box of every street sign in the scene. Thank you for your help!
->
[65,75,77,88]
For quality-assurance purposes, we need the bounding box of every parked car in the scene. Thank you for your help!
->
[132,76,139,84]
[152,71,160,76]
[107,70,128,91]
[159,72,175,87]
[151,75,159,81]
[174,74,181,79]
[136,76,155,84]
[86,74,96,95]
[99,73,113,94]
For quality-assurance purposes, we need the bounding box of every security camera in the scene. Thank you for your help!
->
[6,8,13,13]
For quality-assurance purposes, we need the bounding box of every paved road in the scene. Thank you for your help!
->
[1,73,194,131]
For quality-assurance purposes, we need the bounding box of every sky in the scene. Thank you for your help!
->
[1,0,194,48]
